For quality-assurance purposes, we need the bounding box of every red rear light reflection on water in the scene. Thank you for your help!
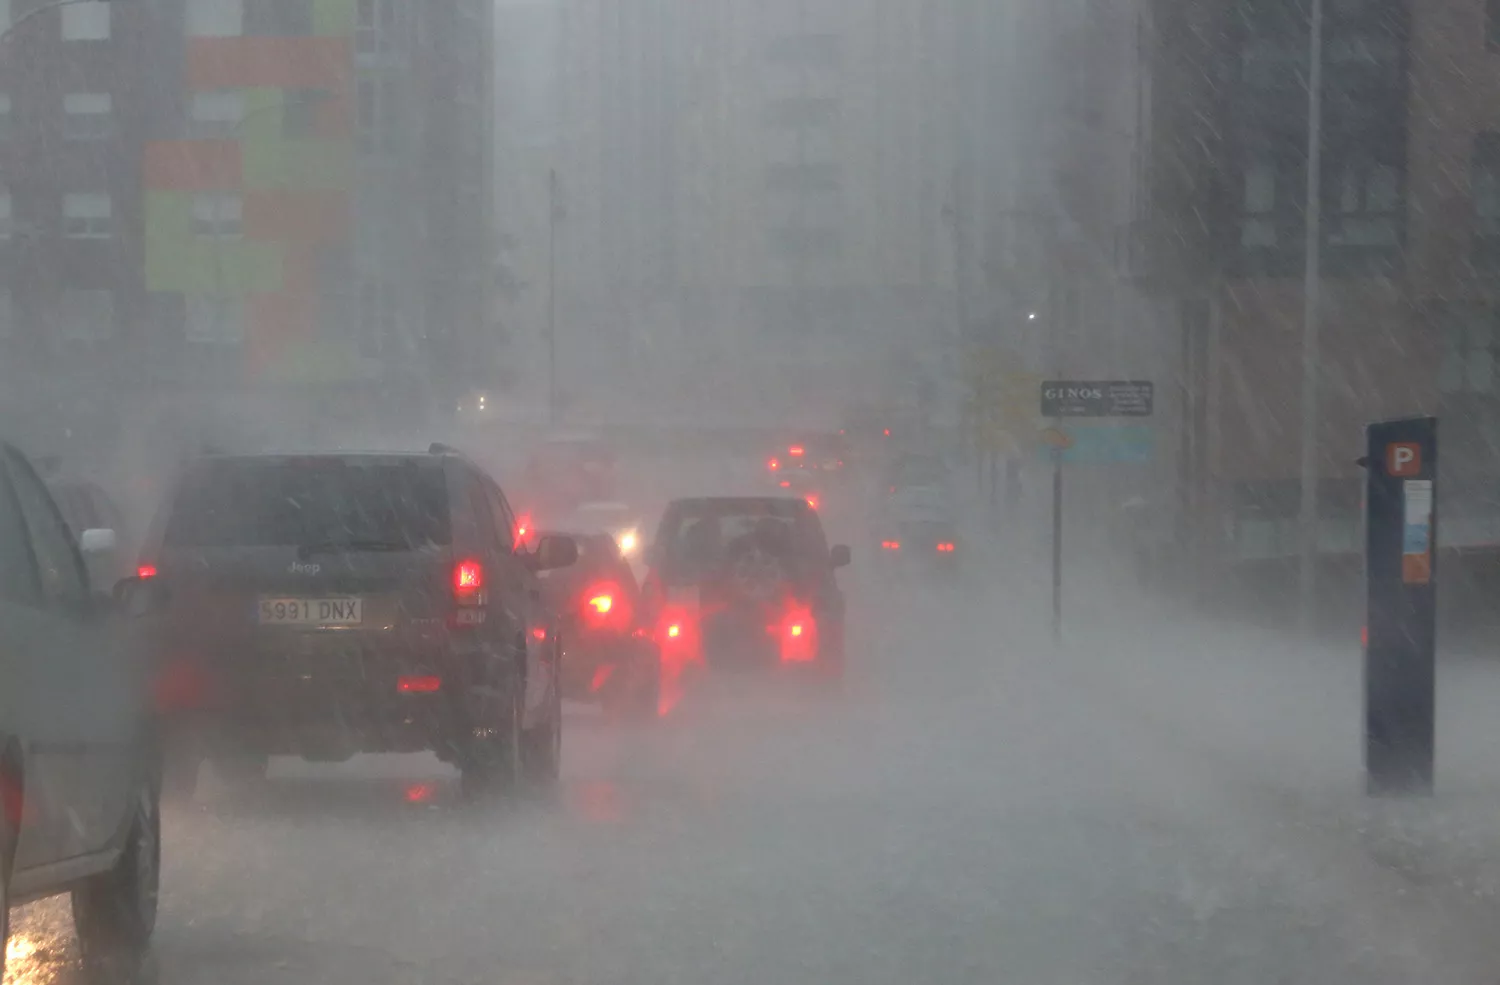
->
[397,675,442,694]
[531,626,548,641]
[137,564,158,579]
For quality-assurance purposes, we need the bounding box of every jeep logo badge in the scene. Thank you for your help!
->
[289,561,321,575]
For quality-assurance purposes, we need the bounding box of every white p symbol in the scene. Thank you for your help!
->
[1394,447,1414,469]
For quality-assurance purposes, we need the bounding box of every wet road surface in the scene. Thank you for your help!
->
[10,572,1500,984]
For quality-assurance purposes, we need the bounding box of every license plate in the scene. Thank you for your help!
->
[258,598,363,626]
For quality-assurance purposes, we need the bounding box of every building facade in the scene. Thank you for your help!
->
[0,0,495,447]
[546,0,959,427]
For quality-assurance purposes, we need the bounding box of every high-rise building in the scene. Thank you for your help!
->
[548,0,958,425]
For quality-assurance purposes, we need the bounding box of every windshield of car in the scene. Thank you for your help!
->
[163,459,451,550]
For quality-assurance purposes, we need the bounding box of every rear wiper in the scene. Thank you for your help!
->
[297,539,410,558]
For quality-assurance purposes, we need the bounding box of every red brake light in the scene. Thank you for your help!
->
[937,542,955,553]
[666,624,681,638]
[531,626,548,641]
[137,564,158,579]
[397,675,442,694]
[805,495,819,510]
[454,560,483,599]
[883,428,891,437]
[881,540,900,551]
[779,603,818,662]
[789,445,805,457]
[769,458,780,471]
[779,480,791,488]
[588,594,613,615]
[516,514,532,540]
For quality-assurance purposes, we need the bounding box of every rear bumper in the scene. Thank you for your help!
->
[157,635,492,761]
[560,631,646,699]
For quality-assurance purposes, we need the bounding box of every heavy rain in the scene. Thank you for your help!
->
[4,0,1500,982]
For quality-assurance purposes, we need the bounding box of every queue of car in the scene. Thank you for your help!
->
[0,432,863,978]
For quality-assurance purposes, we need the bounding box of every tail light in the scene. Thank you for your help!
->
[516,514,532,541]
[937,542,956,553]
[769,458,780,471]
[805,495,819,510]
[779,480,791,488]
[137,564,158,579]
[397,675,442,694]
[452,561,485,625]
[778,603,818,663]
[589,594,613,615]
[789,445,805,458]
[881,540,900,551]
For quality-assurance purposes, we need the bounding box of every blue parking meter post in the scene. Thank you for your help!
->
[1362,416,1437,797]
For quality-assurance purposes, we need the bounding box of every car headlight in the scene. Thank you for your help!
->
[617,529,639,555]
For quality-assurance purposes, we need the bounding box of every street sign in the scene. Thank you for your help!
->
[1034,425,1154,464]
[1040,380,1154,418]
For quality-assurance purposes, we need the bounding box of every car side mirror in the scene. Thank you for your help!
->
[80,527,117,556]
[830,544,851,568]
[529,534,579,572]
[113,575,169,617]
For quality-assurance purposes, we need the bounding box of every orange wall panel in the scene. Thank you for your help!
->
[143,141,242,190]
[188,37,354,91]
[245,191,350,245]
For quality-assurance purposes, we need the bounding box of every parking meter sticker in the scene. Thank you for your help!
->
[1402,479,1433,584]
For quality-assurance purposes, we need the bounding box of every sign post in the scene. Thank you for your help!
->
[1361,417,1437,796]
[1039,380,1154,641]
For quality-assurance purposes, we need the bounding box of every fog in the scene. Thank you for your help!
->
[6,0,1500,982]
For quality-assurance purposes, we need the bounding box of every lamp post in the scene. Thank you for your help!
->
[1297,0,1325,633]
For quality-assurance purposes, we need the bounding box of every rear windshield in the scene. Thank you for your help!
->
[164,459,451,549]
[657,500,826,571]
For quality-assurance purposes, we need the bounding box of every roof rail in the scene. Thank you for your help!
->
[428,442,459,455]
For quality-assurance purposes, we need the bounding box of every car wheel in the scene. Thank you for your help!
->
[522,662,563,785]
[72,775,160,977]
[211,753,269,787]
[461,677,523,800]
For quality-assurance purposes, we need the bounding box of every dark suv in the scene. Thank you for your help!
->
[641,497,850,683]
[133,446,576,798]
[0,441,160,975]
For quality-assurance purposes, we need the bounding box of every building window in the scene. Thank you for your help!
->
[189,90,243,139]
[185,297,244,344]
[61,1,109,40]
[0,194,11,240]
[186,0,243,38]
[0,292,13,341]
[1327,160,1400,247]
[244,0,311,37]
[0,94,11,141]
[1441,306,1499,394]
[57,290,113,341]
[192,193,242,239]
[356,0,393,56]
[62,193,112,239]
[63,93,112,141]
[1239,163,1279,247]
[1490,0,1500,51]
[1475,134,1500,252]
